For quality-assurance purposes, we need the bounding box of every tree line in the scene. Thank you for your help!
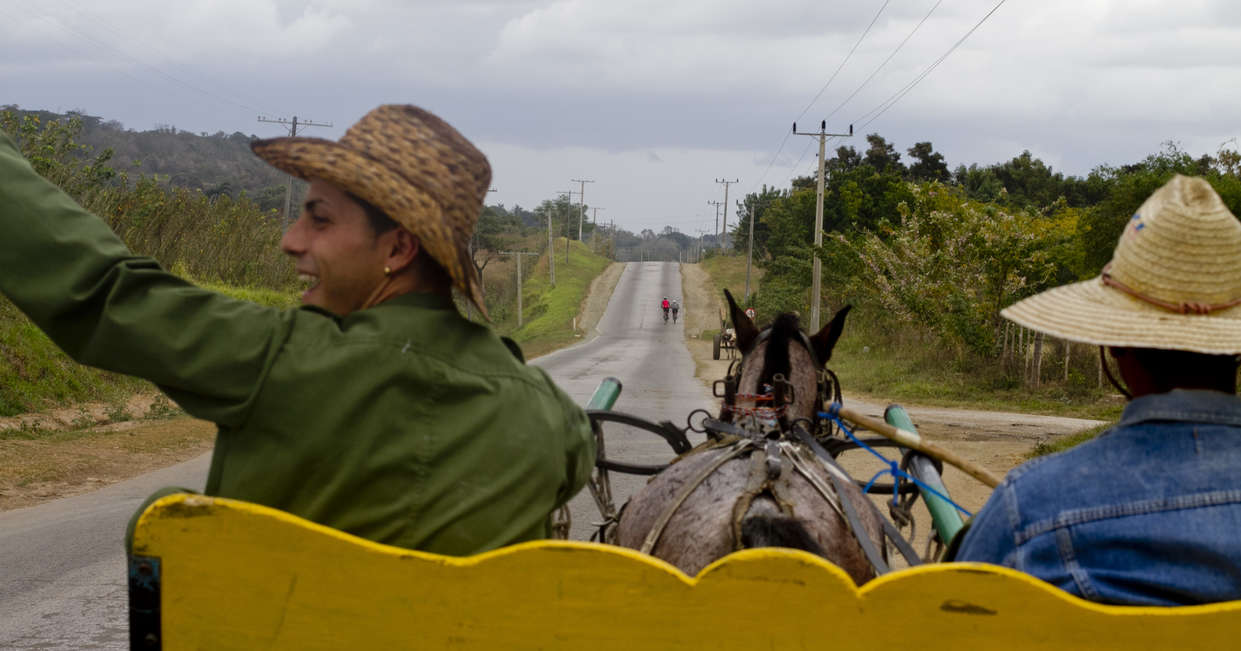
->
[725,134,1241,390]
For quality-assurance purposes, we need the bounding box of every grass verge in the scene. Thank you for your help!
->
[0,276,297,420]
[507,238,612,358]
[1026,422,1113,458]
[829,321,1124,421]
[699,253,762,303]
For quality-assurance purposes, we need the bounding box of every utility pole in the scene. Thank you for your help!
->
[571,178,594,240]
[546,207,555,287]
[590,207,604,249]
[257,115,332,224]
[707,200,723,248]
[745,199,766,304]
[557,191,578,264]
[793,120,852,331]
[715,178,738,251]
[499,251,535,327]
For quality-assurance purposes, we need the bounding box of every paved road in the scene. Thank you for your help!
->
[0,261,710,649]
[534,262,712,540]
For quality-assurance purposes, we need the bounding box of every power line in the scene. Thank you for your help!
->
[794,0,892,123]
[14,0,279,118]
[823,0,944,123]
[786,0,1004,186]
[258,116,333,223]
[749,0,892,194]
[50,0,278,116]
[852,0,1011,130]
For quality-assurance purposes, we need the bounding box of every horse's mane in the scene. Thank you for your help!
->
[759,312,800,389]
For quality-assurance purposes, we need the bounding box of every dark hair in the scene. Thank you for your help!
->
[1130,348,1239,375]
[347,192,400,236]
[347,191,452,289]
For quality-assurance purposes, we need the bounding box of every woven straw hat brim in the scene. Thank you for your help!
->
[252,136,487,316]
[1002,278,1241,355]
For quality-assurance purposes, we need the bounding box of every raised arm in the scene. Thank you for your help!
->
[0,133,292,427]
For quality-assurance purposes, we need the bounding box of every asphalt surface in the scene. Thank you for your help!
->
[0,261,710,649]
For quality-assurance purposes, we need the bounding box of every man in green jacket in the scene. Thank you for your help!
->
[0,105,595,555]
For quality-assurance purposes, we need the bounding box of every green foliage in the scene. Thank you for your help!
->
[0,280,297,417]
[502,239,612,356]
[3,105,297,213]
[845,183,1075,355]
[1027,422,1113,458]
[906,142,950,183]
[1077,143,1241,272]
[732,185,784,259]
[2,109,296,291]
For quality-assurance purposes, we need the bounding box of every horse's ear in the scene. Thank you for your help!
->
[725,289,759,352]
[810,304,851,366]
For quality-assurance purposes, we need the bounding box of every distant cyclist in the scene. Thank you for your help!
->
[661,296,670,322]
[670,299,680,323]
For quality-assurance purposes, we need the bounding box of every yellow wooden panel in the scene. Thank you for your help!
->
[132,494,1241,650]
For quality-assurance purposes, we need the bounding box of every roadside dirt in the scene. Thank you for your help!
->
[0,410,215,512]
[680,262,1106,560]
[578,262,625,337]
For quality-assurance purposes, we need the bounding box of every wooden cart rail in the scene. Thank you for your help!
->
[129,494,1241,650]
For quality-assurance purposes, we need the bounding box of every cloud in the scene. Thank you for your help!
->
[3,0,1241,231]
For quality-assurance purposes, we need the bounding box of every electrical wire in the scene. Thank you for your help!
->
[823,0,944,123]
[15,0,279,118]
[51,0,280,116]
[748,0,892,195]
[783,0,1007,187]
[852,0,1010,131]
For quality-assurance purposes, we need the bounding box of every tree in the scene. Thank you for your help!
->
[990,151,1064,209]
[469,205,522,287]
[863,134,906,176]
[906,142,950,183]
[1076,143,1241,272]
[733,185,785,260]
[827,145,862,174]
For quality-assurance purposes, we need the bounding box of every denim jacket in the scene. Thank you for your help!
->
[955,389,1241,606]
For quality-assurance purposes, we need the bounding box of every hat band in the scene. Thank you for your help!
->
[1101,264,1241,315]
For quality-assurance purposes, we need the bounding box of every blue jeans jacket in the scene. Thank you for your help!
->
[955,389,1241,606]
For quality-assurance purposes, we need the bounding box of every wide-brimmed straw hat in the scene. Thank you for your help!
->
[1002,174,1241,355]
[251,105,491,317]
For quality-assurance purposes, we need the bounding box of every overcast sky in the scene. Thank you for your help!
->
[3,0,1239,235]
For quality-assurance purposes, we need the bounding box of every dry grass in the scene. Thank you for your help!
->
[0,416,214,511]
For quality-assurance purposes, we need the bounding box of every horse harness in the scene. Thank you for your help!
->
[639,325,924,574]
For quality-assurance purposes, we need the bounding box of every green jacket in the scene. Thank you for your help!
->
[0,134,595,555]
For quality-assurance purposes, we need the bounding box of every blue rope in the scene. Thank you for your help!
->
[818,408,973,518]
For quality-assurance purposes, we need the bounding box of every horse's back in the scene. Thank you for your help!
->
[614,441,883,581]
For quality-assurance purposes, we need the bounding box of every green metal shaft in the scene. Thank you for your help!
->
[586,377,623,411]
[884,405,965,545]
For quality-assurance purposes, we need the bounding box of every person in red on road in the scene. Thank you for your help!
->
[661,296,670,321]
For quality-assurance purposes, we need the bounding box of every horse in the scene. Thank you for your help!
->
[614,290,887,584]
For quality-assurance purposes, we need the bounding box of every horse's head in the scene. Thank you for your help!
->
[722,289,850,426]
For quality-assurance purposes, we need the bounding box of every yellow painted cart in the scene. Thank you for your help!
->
[129,493,1241,650]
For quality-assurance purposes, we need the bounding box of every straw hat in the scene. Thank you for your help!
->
[1002,174,1241,355]
[251,105,491,316]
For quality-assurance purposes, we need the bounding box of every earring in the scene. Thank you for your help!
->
[383,266,392,276]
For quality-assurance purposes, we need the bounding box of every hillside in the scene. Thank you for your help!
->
[2,105,301,215]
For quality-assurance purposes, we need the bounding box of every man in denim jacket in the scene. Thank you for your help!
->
[954,175,1241,606]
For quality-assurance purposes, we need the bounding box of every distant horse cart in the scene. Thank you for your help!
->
[711,309,737,360]
[126,289,1241,649]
